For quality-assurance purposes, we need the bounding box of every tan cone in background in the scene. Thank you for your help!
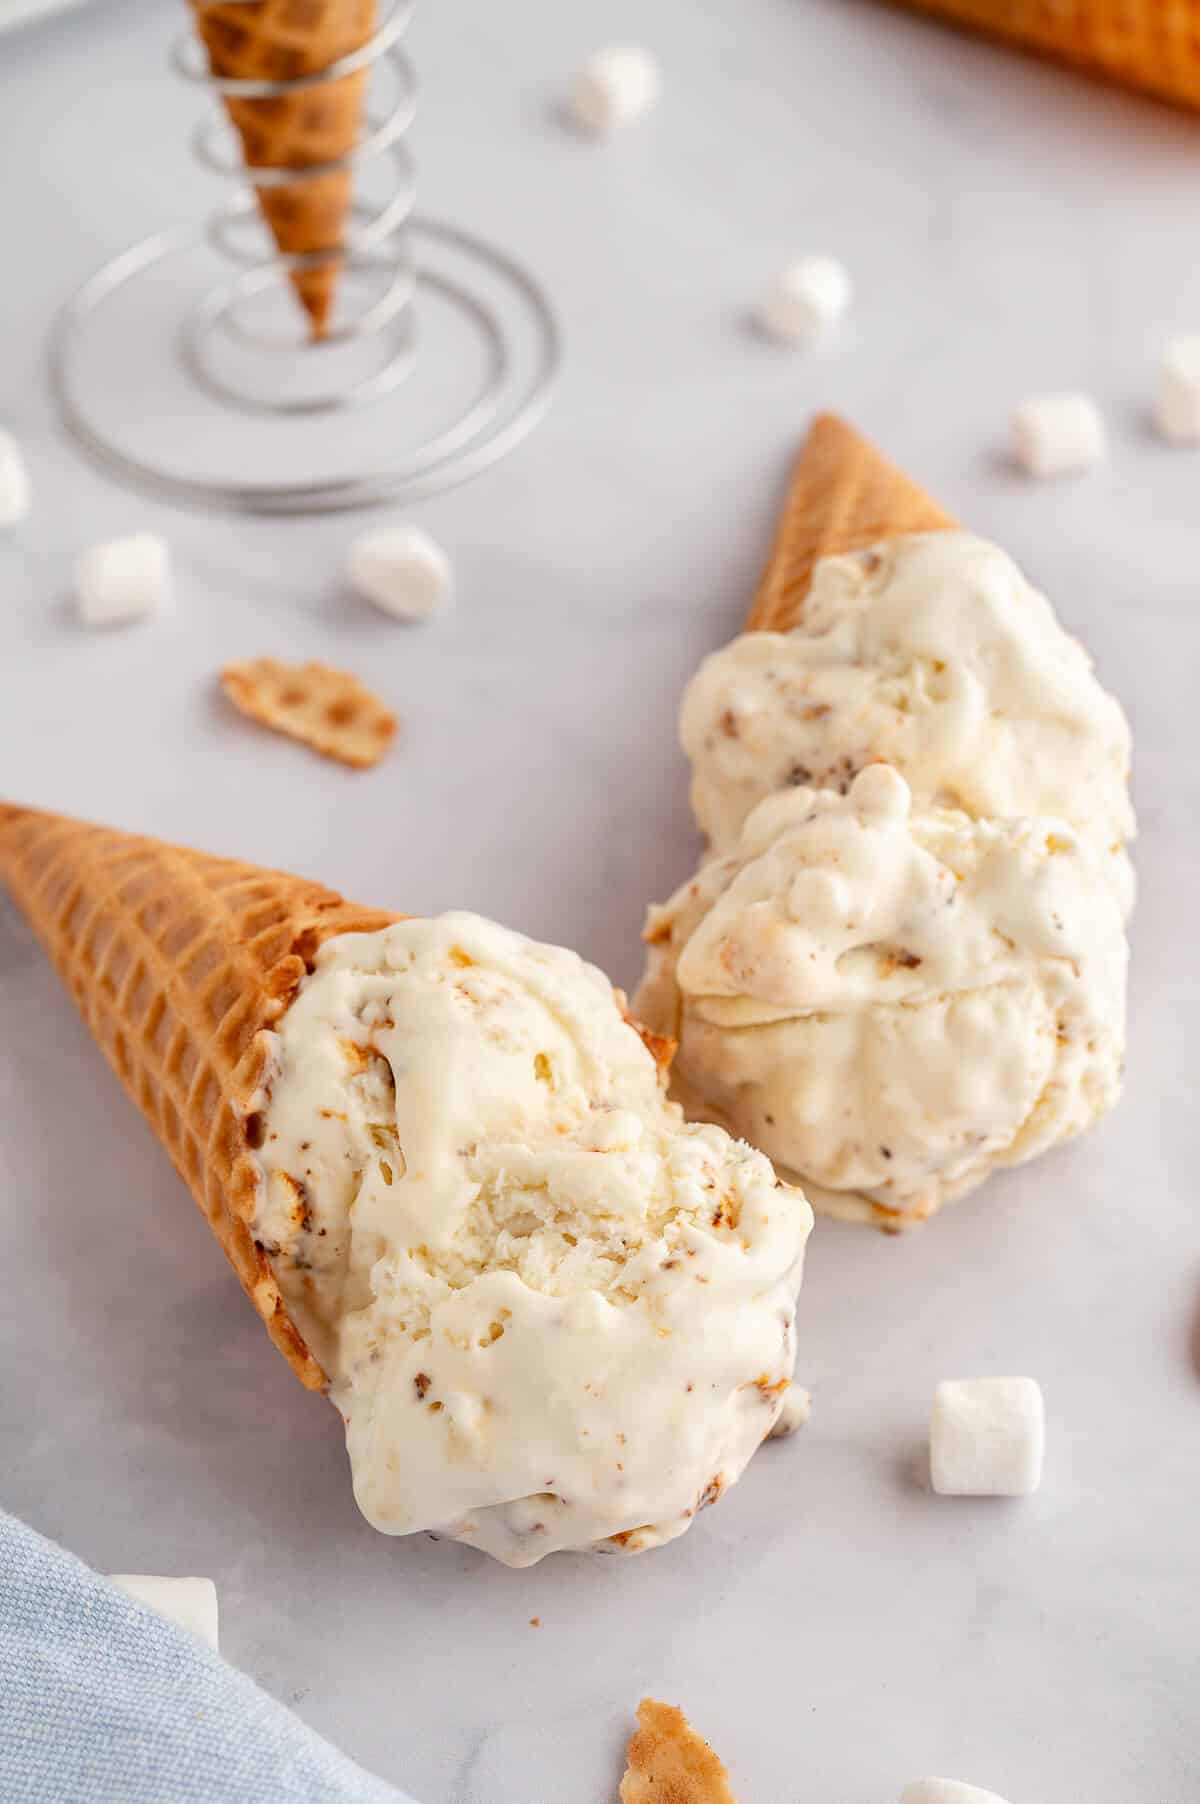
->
[886,0,1200,113]
[0,804,396,1390]
[745,412,954,635]
[190,0,379,340]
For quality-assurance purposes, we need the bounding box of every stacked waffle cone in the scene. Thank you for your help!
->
[746,412,953,634]
[887,0,1200,112]
[0,804,395,1389]
[190,0,379,339]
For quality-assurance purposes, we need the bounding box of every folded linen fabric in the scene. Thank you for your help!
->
[0,1509,416,1804]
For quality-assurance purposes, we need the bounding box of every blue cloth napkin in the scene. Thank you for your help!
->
[0,1510,417,1803]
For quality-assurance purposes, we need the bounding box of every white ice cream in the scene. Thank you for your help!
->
[680,531,1134,912]
[636,767,1128,1228]
[253,913,812,1565]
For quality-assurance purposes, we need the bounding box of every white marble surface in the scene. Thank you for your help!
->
[2,2,1199,1799]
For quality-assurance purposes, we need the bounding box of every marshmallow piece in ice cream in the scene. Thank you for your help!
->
[768,1385,812,1439]
[635,767,1128,1229]
[930,1377,1045,1497]
[253,912,813,1566]
[109,1575,219,1651]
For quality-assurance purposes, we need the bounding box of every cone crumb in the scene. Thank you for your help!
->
[220,658,397,769]
[620,1699,739,1803]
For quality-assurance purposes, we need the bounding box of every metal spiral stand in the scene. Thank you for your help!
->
[49,0,560,515]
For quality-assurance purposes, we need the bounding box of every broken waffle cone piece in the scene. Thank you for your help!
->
[620,1698,739,1804]
[885,0,1200,113]
[220,657,398,769]
[0,803,397,1390]
[190,0,379,339]
[745,412,954,635]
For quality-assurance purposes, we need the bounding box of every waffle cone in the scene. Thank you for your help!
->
[191,1,378,339]
[0,804,396,1391]
[886,0,1200,112]
[745,413,954,635]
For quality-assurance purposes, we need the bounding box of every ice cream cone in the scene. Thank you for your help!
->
[0,804,396,1390]
[745,413,954,635]
[190,1,379,340]
[885,0,1200,113]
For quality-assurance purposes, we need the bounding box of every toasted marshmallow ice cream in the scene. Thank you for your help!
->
[682,532,1135,911]
[636,767,1128,1229]
[252,913,812,1565]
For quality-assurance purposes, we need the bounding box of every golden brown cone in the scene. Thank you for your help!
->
[885,0,1200,114]
[745,413,954,635]
[0,804,396,1390]
[190,0,378,340]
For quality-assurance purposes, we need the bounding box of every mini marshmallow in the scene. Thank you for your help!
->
[347,525,451,621]
[930,1377,1044,1497]
[76,533,168,628]
[109,1574,219,1651]
[900,1782,1012,1804]
[1156,335,1200,444]
[1010,392,1105,478]
[769,1385,812,1438]
[569,45,659,132]
[757,257,851,347]
[0,430,30,529]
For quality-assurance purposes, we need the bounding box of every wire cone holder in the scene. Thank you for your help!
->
[49,0,560,514]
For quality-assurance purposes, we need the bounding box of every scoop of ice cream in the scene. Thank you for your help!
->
[681,531,1134,911]
[636,767,1128,1228]
[253,912,812,1565]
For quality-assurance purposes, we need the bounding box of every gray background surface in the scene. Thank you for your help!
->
[2,2,1198,1799]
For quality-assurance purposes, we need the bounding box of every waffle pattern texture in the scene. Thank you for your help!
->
[746,412,953,634]
[191,1,379,338]
[890,0,1200,111]
[0,804,396,1390]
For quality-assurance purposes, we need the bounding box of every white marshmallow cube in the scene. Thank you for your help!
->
[930,1377,1044,1496]
[109,1574,219,1651]
[1010,392,1105,478]
[569,45,659,133]
[757,256,852,347]
[1156,335,1200,444]
[76,533,168,628]
[900,1782,1012,1804]
[0,429,30,529]
[347,525,452,621]
[769,1385,812,1438]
